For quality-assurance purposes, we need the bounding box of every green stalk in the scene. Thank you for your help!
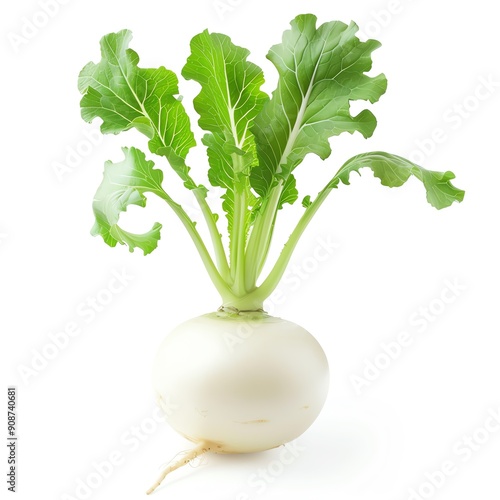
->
[230,177,248,296]
[221,294,265,312]
[156,189,236,304]
[241,181,331,307]
[243,70,318,290]
[244,181,283,290]
[120,71,231,283]
[229,145,253,296]
[192,188,231,283]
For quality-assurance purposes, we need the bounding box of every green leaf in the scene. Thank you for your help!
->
[78,21,465,308]
[91,147,165,255]
[279,175,299,208]
[182,30,268,153]
[328,152,465,209]
[78,30,196,189]
[182,30,267,246]
[203,133,258,234]
[251,14,387,202]
[302,195,312,208]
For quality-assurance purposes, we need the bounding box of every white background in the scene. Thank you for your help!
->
[1,0,499,499]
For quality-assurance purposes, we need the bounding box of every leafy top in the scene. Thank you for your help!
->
[251,15,388,202]
[78,15,464,311]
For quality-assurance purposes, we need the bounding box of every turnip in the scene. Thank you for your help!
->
[78,13,464,493]
[153,313,329,452]
[148,312,329,492]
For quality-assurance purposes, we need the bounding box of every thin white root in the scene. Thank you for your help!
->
[146,441,211,495]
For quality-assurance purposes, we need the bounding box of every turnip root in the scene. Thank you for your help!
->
[147,311,329,492]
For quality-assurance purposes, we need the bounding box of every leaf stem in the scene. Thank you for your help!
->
[230,155,249,296]
[244,181,283,290]
[156,189,235,303]
[192,188,231,282]
[254,187,328,302]
[122,71,230,281]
